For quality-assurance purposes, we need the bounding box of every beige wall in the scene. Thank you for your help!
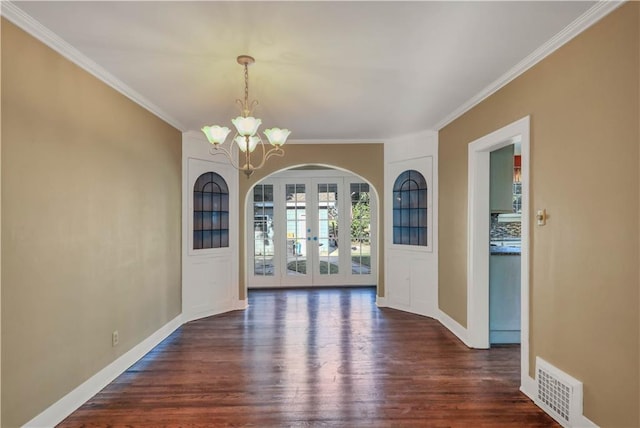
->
[1,20,182,427]
[238,143,384,299]
[439,4,639,427]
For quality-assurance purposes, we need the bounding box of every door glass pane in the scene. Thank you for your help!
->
[350,183,371,275]
[286,184,307,276]
[253,184,274,276]
[318,183,339,275]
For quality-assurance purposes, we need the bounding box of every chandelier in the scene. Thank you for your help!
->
[201,55,290,178]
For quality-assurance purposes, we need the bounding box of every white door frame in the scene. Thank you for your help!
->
[467,116,531,392]
[245,166,379,290]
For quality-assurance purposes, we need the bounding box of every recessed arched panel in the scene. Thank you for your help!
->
[392,169,427,246]
[193,172,229,249]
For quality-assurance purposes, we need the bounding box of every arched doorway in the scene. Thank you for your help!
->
[245,165,379,289]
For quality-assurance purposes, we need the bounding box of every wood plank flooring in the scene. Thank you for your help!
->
[59,287,557,427]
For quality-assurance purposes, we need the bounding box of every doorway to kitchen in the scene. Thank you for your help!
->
[489,142,522,345]
[247,167,378,289]
[467,116,531,393]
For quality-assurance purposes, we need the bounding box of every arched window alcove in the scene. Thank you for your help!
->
[193,172,230,249]
[392,169,427,247]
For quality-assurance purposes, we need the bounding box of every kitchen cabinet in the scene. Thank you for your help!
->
[490,144,514,213]
[489,254,521,344]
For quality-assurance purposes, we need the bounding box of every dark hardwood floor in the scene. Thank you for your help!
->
[59,287,557,427]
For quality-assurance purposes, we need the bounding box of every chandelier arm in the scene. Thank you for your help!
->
[236,99,245,115]
[234,100,259,117]
[251,145,285,171]
[264,146,285,162]
[208,145,244,171]
[249,100,259,116]
[248,138,268,172]
[242,135,267,176]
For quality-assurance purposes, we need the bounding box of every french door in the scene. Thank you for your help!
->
[249,171,375,288]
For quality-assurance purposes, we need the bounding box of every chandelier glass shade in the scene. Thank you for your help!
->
[201,55,290,177]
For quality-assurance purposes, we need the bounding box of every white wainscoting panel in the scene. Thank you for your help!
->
[182,131,239,322]
[383,131,438,319]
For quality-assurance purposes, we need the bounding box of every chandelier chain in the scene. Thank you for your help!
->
[202,55,289,178]
[244,64,249,116]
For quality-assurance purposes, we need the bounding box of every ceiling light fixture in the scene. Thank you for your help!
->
[201,55,290,178]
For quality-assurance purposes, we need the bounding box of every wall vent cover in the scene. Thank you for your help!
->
[535,357,583,427]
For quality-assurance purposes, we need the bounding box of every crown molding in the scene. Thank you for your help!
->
[434,0,626,131]
[385,128,438,143]
[1,0,623,136]
[286,139,385,145]
[1,1,186,131]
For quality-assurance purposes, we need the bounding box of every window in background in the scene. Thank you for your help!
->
[253,184,275,276]
[513,154,522,213]
[350,183,371,274]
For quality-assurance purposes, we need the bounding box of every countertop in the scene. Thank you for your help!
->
[490,246,521,256]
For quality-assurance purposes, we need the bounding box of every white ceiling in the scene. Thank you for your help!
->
[11,1,597,140]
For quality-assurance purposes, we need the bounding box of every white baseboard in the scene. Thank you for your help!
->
[182,309,217,324]
[437,309,472,347]
[384,301,439,320]
[375,296,387,307]
[183,301,241,324]
[235,299,248,310]
[520,374,537,402]
[575,415,599,428]
[24,314,183,428]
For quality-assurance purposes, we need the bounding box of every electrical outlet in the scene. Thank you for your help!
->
[112,330,119,347]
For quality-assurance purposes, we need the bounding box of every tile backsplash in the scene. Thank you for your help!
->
[490,213,521,240]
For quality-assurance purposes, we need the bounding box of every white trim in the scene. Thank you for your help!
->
[268,169,361,178]
[520,375,537,403]
[235,299,249,311]
[467,116,530,388]
[519,120,531,391]
[286,139,385,145]
[182,305,235,325]
[437,310,471,348]
[375,296,387,307]
[23,315,183,428]
[0,2,3,420]
[434,0,625,130]
[384,302,437,320]
[1,1,185,131]
[385,128,438,143]
[576,416,600,428]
